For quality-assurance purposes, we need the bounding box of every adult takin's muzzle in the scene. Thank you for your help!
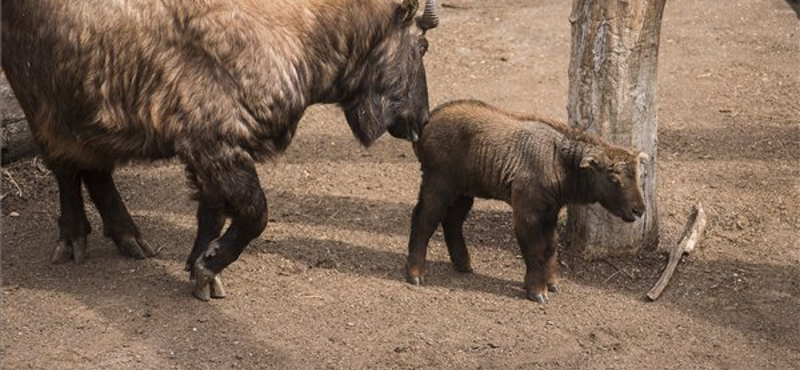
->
[388,110,428,142]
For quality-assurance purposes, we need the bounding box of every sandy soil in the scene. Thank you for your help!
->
[2,1,799,369]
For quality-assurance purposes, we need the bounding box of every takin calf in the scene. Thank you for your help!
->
[405,100,647,303]
[2,0,439,301]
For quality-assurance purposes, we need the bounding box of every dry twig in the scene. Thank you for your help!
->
[2,169,23,199]
[646,203,707,301]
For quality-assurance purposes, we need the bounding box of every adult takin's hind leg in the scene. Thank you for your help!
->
[82,169,156,259]
[185,147,268,301]
[50,164,92,264]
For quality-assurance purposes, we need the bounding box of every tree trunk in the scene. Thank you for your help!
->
[565,0,665,258]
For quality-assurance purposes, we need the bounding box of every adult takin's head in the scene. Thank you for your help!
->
[341,0,438,145]
[579,146,648,223]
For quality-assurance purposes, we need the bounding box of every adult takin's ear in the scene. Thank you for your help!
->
[397,0,419,27]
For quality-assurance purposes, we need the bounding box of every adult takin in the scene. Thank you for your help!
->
[2,0,439,301]
[405,100,647,303]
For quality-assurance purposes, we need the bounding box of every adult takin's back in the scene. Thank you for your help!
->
[2,0,440,301]
[405,100,647,303]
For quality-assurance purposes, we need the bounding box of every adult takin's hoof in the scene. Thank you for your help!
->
[527,291,549,304]
[51,236,88,264]
[191,261,225,301]
[116,234,157,260]
[209,276,226,299]
[547,283,559,293]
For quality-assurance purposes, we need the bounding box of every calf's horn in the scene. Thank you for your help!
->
[418,0,439,30]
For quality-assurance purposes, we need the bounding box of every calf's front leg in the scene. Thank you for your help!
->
[512,208,559,303]
[406,179,452,285]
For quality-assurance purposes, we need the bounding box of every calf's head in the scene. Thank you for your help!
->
[342,0,438,145]
[580,147,648,223]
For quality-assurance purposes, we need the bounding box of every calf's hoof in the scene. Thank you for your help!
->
[116,234,157,260]
[547,283,559,293]
[405,263,425,286]
[452,261,474,274]
[51,236,88,264]
[527,291,549,304]
[405,273,424,286]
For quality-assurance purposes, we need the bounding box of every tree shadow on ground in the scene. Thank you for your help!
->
[660,122,800,162]
[567,253,800,354]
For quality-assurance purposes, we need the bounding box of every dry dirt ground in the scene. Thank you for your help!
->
[2,1,799,369]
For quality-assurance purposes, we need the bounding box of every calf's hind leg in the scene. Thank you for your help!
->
[82,169,156,259]
[186,148,268,301]
[442,196,474,273]
[50,164,92,264]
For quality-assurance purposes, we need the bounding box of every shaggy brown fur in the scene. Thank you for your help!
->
[406,100,646,303]
[2,0,438,300]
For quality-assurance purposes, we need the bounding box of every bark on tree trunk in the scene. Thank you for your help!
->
[565,0,665,258]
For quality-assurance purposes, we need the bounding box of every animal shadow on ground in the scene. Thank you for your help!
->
[785,0,800,17]
[2,213,292,370]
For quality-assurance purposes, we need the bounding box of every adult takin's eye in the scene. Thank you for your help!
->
[419,38,429,55]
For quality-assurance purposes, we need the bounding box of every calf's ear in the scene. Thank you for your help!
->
[397,0,419,27]
[580,148,606,170]
[580,155,598,169]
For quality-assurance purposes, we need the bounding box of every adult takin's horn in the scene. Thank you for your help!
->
[418,0,439,31]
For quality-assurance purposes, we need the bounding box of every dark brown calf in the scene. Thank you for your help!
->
[2,0,439,301]
[406,100,646,303]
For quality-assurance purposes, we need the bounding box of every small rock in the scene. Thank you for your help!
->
[9,212,19,217]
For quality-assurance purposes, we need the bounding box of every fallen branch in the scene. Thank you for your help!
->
[646,203,707,301]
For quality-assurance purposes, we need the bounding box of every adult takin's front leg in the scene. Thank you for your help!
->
[185,147,268,301]
[185,200,227,299]
[82,169,156,259]
[50,163,92,264]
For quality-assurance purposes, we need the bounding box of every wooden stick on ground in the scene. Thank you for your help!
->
[646,204,707,301]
